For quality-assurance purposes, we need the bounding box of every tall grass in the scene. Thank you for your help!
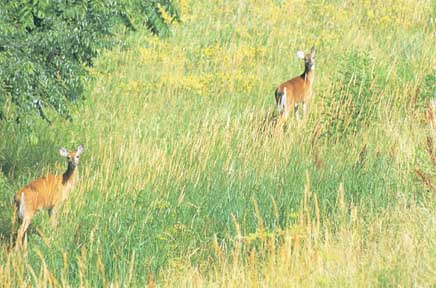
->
[0,0,435,286]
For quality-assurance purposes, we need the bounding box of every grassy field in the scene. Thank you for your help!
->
[1,0,435,286]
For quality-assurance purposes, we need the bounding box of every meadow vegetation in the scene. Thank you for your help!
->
[0,0,435,286]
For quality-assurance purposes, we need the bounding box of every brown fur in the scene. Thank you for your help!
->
[14,145,84,250]
[275,47,315,121]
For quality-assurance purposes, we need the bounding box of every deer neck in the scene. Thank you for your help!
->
[63,162,78,185]
[301,66,313,84]
[301,67,314,84]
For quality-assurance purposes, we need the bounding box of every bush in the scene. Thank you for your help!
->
[417,69,436,108]
[0,0,180,126]
[320,49,381,140]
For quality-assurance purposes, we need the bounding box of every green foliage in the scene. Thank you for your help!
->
[321,49,381,140]
[0,170,12,242]
[142,0,181,36]
[0,0,179,125]
[417,69,436,107]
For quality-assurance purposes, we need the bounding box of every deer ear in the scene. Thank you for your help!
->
[296,50,305,59]
[310,46,315,57]
[59,148,69,157]
[77,144,84,155]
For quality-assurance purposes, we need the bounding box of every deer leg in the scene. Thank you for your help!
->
[294,104,299,122]
[16,217,31,251]
[277,89,288,120]
[48,207,58,227]
[23,230,28,251]
[283,107,289,120]
[302,102,307,119]
[277,99,283,115]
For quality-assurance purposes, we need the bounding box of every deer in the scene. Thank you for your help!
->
[14,144,84,250]
[274,46,315,122]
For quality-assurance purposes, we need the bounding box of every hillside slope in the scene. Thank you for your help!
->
[0,0,435,286]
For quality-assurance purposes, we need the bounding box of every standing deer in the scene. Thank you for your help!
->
[275,46,315,122]
[14,144,84,250]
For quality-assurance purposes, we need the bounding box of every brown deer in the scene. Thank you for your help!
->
[14,144,84,250]
[275,46,315,122]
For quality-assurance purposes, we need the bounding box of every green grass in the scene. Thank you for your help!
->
[1,0,435,286]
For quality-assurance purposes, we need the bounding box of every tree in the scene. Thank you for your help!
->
[0,0,179,125]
